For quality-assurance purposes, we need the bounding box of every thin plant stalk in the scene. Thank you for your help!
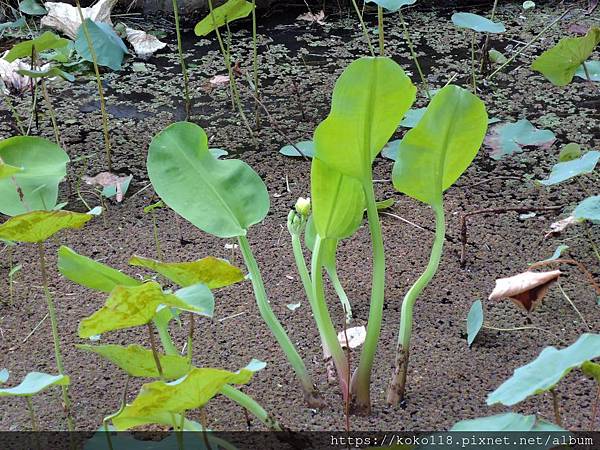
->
[237,235,321,407]
[251,0,260,129]
[311,236,350,402]
[487,8,572,81]
[557,281,590,331]
[37,242,75,431]
[349,0,375,56]
[102,375,130,450]
[150,210,162,261]
[398,10,430,99]
[40,79,60,145]
[171,0,191,119]
[74,0,112,171]
[207,0,255,142]
[220,385,282,431]
[479,0,499,73]
[387,202,445,406]
[351,181,386,414]
[186,313,194,365]
[377,6,384,56]
[25,74,38,135]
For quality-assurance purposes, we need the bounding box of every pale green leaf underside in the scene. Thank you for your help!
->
[451,12,506,33]
[466,299,483,347]
[574,196,600,222]
[487,333,600,406]
[451,412,565,433]
[0,372,69,397]
[540,151,599,185]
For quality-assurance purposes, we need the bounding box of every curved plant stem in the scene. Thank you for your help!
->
[398,10,430,99]
[103,375,130,450]
[311,236,350,402]
[377,6,384,56]
[351,181,386,415]
[387,202,445,406]
[528,258,600,296]
[25,397,38,432]
[551,389,563,427]
[349,0,375,56]
[220,385,282,431]
[37,242,74,431]
[171,0,191,120]
[482,324,563,344]
[74,0,112,171]
[326,265,352,324]
[237,235,322,407]
[208,0,255,143]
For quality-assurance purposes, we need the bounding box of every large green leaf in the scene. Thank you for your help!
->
[0,372,69,397]
[79,282,205,338]
[392,85,487,206]
[5,31,67,61]
[194,0,254,36]
[574,196,600,223]
[129,255,244,289]
[487,333,600,406]
[75,19,128,71]
[147,122,269,238]
[451,13,506,33]
[532,27,600,86]
[0,136,69,216]
[59,246,141,293]
[540,151,599,185]
[0,210,92,243]
[76,344,190,380]
[310,159,365,240]
[314,56,416,183]
[112,367,253,428]
[109,412,203,432]
[451,413,565,432]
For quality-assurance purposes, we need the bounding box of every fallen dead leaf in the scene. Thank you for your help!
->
[0,52,49,94]
[489,270,562,312]
[125,27,167,59]
[545,215,578,238]
[83,172,131,202]
[297,10,326,25]
[41,0,116,39]
[210,74,229,85]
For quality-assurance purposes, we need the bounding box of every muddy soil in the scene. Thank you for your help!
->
[0,0,599,433]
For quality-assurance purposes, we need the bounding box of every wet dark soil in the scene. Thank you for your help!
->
[0,0,599,433]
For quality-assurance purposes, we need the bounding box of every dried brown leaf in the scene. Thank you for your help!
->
[41,0,116,39]
[489,270,562,312]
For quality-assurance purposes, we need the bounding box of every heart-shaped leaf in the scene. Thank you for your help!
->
[0,210,92,243]
[451,12,506,33]
[79,282,205,338]
[540,151,599,185]
[392,85,487,206]
[279,141,315,158]
[58,246,141,293]
[532,27,600,86]
[0,372,69,397]
[0,136,69,216]
[147,122,269,238]
[112,367,253,429]
[194,0,254,36]
[451,413,565,433]
[487,333,600,406]
[129,255,244,289]
[314,56,416,183]
[75,19,128,71]
[77,344,190,380]
[484,119,556,160]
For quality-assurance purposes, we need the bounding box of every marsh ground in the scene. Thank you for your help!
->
[0,0,599,432]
